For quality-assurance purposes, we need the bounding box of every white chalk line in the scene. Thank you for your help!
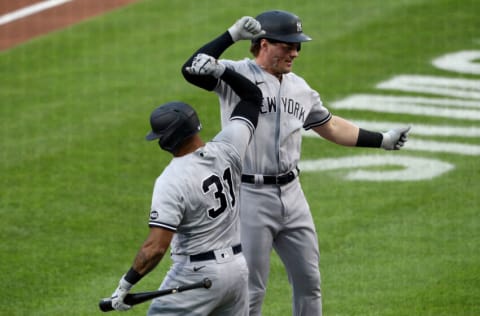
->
[0,0,73,26]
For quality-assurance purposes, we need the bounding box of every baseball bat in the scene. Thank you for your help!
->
[99,277,212,312]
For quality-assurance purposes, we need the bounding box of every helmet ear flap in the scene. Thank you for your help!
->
[157,125,177,153]
[158,137,176,153]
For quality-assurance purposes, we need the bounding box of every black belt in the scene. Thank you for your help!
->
[190,244,242,262]
[241,167,299,185]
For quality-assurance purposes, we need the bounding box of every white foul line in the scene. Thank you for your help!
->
[0,0,74,26]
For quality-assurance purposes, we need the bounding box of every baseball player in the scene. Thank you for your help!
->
[106,53,262,316]
[182,11,410,316]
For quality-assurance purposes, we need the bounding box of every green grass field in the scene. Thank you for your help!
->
[1,0,479,315]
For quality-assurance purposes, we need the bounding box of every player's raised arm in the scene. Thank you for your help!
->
[186,53,262,129]
[181,16,263,91]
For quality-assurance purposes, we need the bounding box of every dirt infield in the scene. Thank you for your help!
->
[0,0,140,51]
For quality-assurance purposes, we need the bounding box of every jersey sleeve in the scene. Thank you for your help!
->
[303,88,332,130]
[148,169,185,231]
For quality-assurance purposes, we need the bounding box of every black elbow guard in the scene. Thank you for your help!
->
[230,99,261,129]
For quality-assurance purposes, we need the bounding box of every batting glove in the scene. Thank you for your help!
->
[186,53,226,78]
[110,276,133,311]
[228,16,265,42]
[381,126,411,150]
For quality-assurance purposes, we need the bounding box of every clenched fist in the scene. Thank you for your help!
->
[185,53,226,78]
[381,126,411,150]
[228,16,265,42]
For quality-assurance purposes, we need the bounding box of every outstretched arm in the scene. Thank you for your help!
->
[182,16,263,91]
[314,116,410,150]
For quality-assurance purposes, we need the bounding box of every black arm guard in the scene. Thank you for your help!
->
[181,31,234,91]
[356,128,383,148]
[220,68,262,129]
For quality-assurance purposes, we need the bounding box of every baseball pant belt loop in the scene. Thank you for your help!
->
[189,244,242,262]
[241,167,300,185]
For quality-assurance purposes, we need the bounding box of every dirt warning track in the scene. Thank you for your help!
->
[0,0,140,51]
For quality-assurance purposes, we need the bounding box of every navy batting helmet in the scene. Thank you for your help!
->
[146,101,202,154]
[254,10,311,43]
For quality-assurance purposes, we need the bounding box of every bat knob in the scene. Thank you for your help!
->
[203,278,212,289]
[99,298,114,312]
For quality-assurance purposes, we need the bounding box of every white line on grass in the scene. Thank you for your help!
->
[299,155,454,181]
[330,94,480,120]
[0,0,74,26]
[349,120,480,138]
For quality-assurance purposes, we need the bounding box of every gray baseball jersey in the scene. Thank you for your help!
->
[213,58,329,315]
[148,120,252,254]
[216,58,331,175]
[147,120,252,316]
